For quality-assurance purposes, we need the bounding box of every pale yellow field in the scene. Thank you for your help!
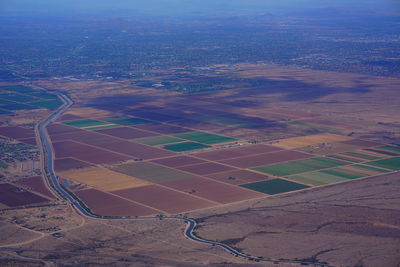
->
[273,133,352,149]
[60,168,151,191]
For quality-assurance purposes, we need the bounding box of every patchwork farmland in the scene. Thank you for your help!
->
[47,106,400,216]
[2,84,398,219]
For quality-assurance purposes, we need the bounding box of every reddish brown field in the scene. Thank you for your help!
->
[50,130,119,146]
[219,150,312,168]
[96,126,157,139]
[96,140,176,159]
[0,126,35,139]
[133,123,190,134]
[47,123,83,135]
[54,157,94,172]
[340,139,382,147]
[52,140,131,164]
[162,177,264,204]
[206,169,270,185]
[150,156,207,168]
[112,185,216,214]
[176,162,237,175]
[193,144,282,161]
[19,137,37,146]
[16,176,56,199]
[0,183,49,207]
[75,189,159,216]
[56,114,84,122]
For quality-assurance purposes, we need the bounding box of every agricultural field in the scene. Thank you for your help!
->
[113,162,196,183]
[272,133,352,149]
[0,85,63,112]
[365,157,400,170]
[134,135,184,146]
[240,179,310,195]
[101,116,151,125]
[173,131,237,144]
[59,168,151,192]
[0,183,49,207]
[253,157,349,176]
[163,142,211,152]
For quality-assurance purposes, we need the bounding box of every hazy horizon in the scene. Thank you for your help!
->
[1,0,399,18]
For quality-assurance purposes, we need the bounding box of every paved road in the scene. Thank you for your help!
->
[35,88,334,267]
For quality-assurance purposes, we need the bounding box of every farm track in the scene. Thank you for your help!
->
[31,84,335,267]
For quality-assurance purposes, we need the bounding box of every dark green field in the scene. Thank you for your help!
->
[241,178,310,195]
[320,168,366,179]
[253,157,349,176]
[63,119,109,128]
[102,116,151,125]
[0,85,38,93]
[29,99,64,110]
[366,157,400,170]
[1,94,39,103]
[163,141,211,152]
[1,103,38,111]
[174,131,236,144]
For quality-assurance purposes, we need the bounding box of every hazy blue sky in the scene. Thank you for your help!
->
[1,0,399,17]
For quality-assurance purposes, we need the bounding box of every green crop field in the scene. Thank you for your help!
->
[29,99,64,110]
[1,94,39,103]
[253,157,348,176]
[320,168,366,179]
[173,131,236,144]
[343,151,382,160]
[366,157,400,170]
[1,103,38,111]
[102,116,151,125]
[241,178,310,195]
[327,154,363,163]
[379,145,400,153]
[63,119,109,128]
[163,142,211,152]
[0,85,38,93]
[27,92,59,100]
[134,135,184,146]
[287,171,349,186]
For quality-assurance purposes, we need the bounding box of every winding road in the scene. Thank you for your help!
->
[34,88,334,267]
